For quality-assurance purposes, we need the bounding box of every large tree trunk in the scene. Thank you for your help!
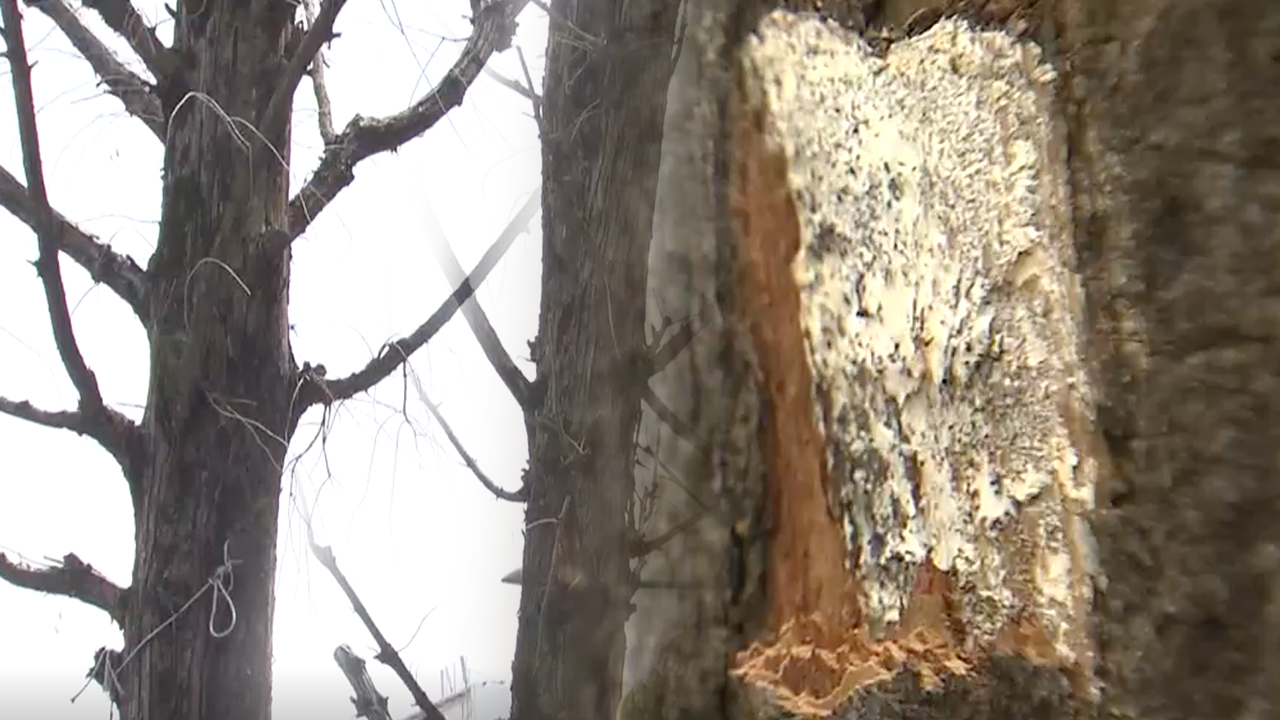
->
[626,0,1280,719]
[509,1,681,719]
[123,4,297,719]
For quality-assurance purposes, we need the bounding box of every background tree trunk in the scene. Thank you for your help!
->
[126,4,298,720]
[627,0,1280,718]
[509,1,681,720]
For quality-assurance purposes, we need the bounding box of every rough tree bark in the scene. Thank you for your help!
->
[0,2,529,719]
[508,0,682,719]
[620,0,1280,719]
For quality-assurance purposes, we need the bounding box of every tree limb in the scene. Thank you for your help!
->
[0,164,150,323]
[1,7,147,493]
[309,543,448,720]
[287,0,528,240]
[4,2,107,413]
[301,0,335,144]
[294,188,538,420]
[0,551,127,626]
[78,0,175,79]
[25,0,165,139]
[262,0,346,143]
[0,395,148,495]
[407,368,526,502]
[333,645,393,720]
[422,202,533,409]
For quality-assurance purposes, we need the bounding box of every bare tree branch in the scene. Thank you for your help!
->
[309,542,448,720]
[301,0,335,144]
[295,188,539,419]
[26,0,165,139]
[0,164,149,323]
[262,0,346,143]
[287,0,528,240]
[422,204,533,409]
[0,395,148,493]
[4,2,106,409]
[79,0,175,79]
[0,551,127,626]
[1,5,148,492]
[408,368,526,502]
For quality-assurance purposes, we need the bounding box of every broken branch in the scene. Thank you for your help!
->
[333,645,393,720]
[79,0,175,79]
[262,0,346,143]
[26,0,165,139]
[295,188,539,419]
[309,543,448,720]
[0,551,126,626]
[0,164,150,323]
[287,0,529,239]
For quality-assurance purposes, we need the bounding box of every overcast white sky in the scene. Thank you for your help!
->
[0,3,546,719]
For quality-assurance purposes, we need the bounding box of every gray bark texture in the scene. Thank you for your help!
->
[625,1,1280,719]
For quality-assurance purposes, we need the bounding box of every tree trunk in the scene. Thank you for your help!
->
[509,1,681,720]
[123,4,297,719]
[626,0,1280,718]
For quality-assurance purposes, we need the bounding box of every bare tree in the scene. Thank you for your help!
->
[0,2,536,719]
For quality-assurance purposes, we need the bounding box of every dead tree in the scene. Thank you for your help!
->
[0,2,535,719]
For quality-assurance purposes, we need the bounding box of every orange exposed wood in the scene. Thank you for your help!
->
[728,68,858,636]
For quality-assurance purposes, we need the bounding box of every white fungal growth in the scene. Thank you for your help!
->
[742,14,1096,660]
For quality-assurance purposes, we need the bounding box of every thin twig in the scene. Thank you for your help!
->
[301,0,336,144]
[407,367,526,502]
[262,0,347,143]
[295,188,539,418]
[0,551,126,625]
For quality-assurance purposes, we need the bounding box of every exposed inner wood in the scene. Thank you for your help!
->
[725,45,972,716]
[729,60,856,638]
